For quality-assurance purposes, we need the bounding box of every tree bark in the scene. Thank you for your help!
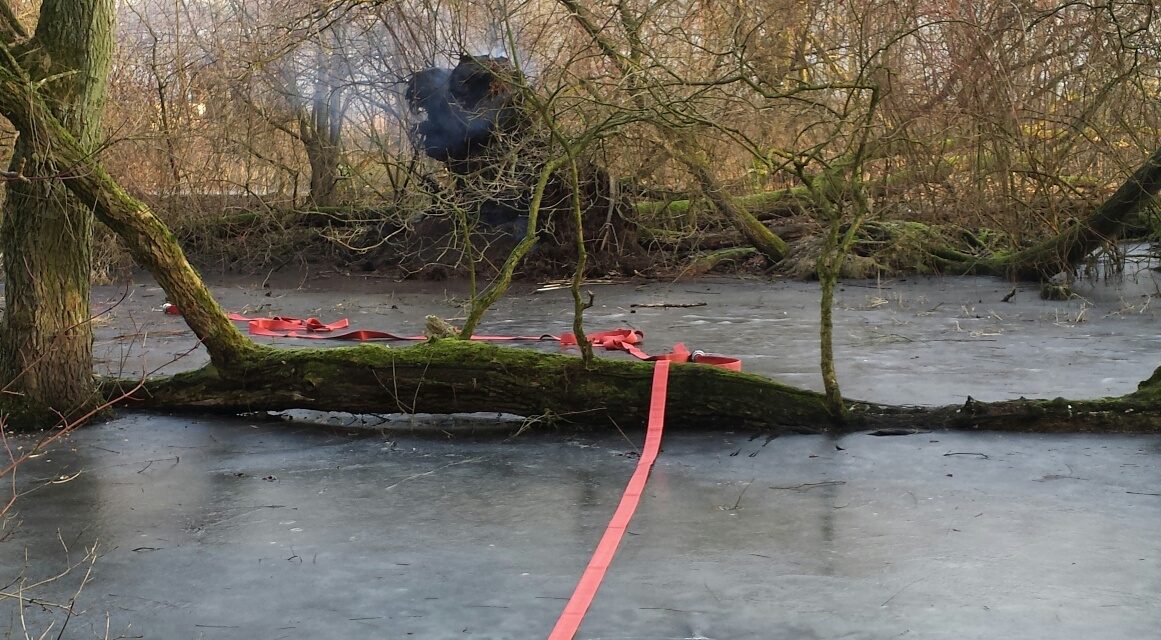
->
[299,64,344,208]
[0,0,113,424]
[304,128,342,208]
[292,35,347,209]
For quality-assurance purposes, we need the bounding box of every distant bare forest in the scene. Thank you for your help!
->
[3,0,1158,276]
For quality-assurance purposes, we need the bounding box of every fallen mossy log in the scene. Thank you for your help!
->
[912,393,1161,434]
[105,341,837,432]
[779,220,1010,279]
[683,247,758,276]
[638,227,745,251]
[102,340,1161,434]
[639,222,817,253]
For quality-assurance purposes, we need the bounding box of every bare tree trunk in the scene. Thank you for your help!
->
[0,0,113,424]
[817,221,844,418]
[0,38,256,377]
[300,39,346,208]
[303,123,342,208]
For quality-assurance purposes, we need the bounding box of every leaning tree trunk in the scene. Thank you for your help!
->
[0,0,113,425]
[673,142,789,262]
[957,146,1161,280]
[666,132,790,263]
[0,36,257,379]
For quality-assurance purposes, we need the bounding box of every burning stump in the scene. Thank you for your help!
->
[347,54,642,279]
[405,55,524,170]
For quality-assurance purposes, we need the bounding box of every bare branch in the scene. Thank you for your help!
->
[0,0,27,42]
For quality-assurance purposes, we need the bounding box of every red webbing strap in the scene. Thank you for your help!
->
[177,306,740,637]
[217,311,689,355]
[225,313,553,342]
[547,359,671,640]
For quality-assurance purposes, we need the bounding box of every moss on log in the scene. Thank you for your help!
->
[635,187,812,222]
[910,394,1161,434]
[105,340,836,432]
[683,247,758,276]
[779,221,1009,279]
[101,340,1161,434]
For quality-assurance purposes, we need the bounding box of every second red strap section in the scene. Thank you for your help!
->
[547,359,671,640]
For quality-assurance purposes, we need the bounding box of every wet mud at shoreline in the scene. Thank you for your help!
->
[4,269,1161,638]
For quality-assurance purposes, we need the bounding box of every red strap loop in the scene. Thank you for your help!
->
[221,312,741,369]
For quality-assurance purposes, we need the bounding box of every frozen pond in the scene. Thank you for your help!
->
[4,419,1159,639]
